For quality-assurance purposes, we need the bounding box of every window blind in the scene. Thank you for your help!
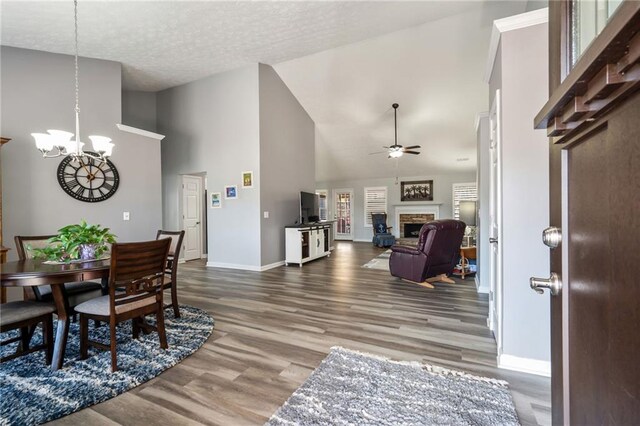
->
[364,187,388,226]
[316,190,328,221]
[452,183,477,220]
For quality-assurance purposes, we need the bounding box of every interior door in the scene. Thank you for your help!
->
[534,3,640,424]
[182,175,202,261]
[488,90,503,353]
[333,189,353,240]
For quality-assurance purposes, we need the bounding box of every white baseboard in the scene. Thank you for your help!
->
[475,276,490,294]
[178,259,186,264]
[206,260,285,272]
[498,354,551,377]
[353,238,372,243]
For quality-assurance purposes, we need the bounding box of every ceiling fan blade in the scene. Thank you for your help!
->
[369,151,387,155]
[403,145,421,150]
[382,146,390,149]
[404,151,420,155]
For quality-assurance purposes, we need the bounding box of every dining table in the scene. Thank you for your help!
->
[1,258,110,370]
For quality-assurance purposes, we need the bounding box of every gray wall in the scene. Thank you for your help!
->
[316,172,476,242]
[1,47,162,298]
[476,115,490,294]
[156,65,262,269]
[258,64,315,266]
[491,22,550,363]
[122,90,157,132]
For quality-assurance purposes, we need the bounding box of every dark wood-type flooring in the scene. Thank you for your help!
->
[50,242,551,425]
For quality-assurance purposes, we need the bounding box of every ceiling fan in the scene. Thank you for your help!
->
[370,103,421,158]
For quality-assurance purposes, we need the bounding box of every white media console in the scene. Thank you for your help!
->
[285,223,333,267]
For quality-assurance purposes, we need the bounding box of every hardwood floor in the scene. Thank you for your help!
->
[52,242,551,426]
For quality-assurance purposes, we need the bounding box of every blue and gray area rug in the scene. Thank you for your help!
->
[0,305,214,426]
[267,347,520,426]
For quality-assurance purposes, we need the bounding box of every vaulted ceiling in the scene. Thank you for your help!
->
[1,0,543,182]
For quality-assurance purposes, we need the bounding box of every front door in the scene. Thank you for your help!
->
[333,189,353,240]
[182,175,202,261]
[535,3,640,424]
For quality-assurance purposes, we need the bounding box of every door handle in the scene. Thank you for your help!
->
[542,226,561,248]
[489,237,498,244]
[530,272,562,296]
[196,221,200,225]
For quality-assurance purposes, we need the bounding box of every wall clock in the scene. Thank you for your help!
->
[57,152,120,202]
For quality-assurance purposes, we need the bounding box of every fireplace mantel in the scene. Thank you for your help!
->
[394,204,441,238]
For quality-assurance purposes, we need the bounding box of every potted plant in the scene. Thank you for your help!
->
[30,220,117,262]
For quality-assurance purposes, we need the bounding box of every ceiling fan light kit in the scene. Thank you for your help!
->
[371,103,421,159]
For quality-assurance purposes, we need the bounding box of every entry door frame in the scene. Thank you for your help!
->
[488,90,503,355]
[181,174,203,261]
[333,188,354,241]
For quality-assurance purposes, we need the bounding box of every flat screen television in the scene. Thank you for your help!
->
[300,191,320,224]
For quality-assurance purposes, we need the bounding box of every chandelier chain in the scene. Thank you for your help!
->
[74,0,79,115]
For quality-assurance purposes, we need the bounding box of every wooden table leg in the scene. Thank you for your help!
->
[50,284,71,370]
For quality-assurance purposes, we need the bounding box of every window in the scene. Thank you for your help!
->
[364,187,388,227]
[316,190,328,221]
[452,183,477,220]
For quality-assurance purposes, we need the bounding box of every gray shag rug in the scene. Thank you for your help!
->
[267,347,520,426]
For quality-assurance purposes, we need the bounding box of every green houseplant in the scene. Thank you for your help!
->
[30,220,117,262]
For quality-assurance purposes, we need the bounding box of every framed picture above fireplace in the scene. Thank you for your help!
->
[400,180,433,202]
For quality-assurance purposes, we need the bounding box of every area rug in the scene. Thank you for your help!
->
[0,305,214,426]
[362,249,391,271]
[267,347,520,426]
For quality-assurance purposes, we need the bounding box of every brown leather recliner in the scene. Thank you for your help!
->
[389,220,466,283]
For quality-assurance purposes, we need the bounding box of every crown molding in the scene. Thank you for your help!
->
[116,123,165,141]
[484,8,549,83]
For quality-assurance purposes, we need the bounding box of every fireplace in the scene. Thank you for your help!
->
[394,205,440,238]
[404,223,424,238]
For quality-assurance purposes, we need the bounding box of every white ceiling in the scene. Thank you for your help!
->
[275,1,532,182]
[1,0,540,182]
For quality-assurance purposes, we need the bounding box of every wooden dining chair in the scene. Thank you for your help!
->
[0,301,55,364]
[14,235,104,309]
[155,230,185,318]
[75,239,171,372]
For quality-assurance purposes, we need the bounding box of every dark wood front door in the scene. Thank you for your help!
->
[536,2,640,424]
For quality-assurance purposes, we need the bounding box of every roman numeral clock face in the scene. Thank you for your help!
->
[57,153,119,202]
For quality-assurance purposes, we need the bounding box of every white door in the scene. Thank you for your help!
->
[333,189,353,240]
[488,90,503,354]
[182,175,202,261]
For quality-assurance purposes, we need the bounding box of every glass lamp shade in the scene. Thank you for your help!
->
[31,133,55,152]
[62,140,85,155]
[89,135,114,156]
[46,130,74,149]
[389,149,403,158]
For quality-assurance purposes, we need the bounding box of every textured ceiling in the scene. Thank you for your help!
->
[1,0,540,182]
[1,0,502,91]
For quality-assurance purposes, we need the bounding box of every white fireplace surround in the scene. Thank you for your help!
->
[394,204,440,238]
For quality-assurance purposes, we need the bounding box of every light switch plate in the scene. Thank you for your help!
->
[123,212,130,221]
[263,211,269,218]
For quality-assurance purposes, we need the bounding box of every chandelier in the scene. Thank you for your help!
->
[31,0,114,162]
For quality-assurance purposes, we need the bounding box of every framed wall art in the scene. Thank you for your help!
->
[400,180,433,202]
[224,185,238,199]
[210,192,222,208]
[242,171,254,188]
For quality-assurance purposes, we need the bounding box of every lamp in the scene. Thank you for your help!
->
[30,0,113,163]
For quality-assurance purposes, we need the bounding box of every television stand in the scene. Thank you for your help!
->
[285,223,333,267]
